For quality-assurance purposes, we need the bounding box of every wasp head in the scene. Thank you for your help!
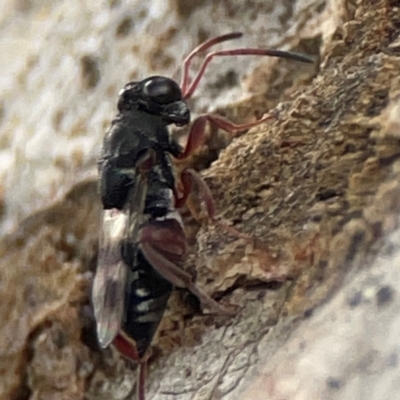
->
[117,76,190,126]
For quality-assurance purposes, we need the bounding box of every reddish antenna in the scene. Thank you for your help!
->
[180,32,314,100]
[180,32,243,97]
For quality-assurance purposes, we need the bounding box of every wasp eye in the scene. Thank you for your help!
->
[143,77,182,104]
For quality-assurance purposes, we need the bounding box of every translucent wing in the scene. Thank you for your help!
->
[92,208,128,348]
[92,171,148,348]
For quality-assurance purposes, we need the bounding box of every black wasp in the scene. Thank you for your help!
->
[92,32,313,400]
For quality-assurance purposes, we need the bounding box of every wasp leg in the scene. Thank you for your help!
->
[113,333,140,361]
[113,334,147,400]
[140,219,236,316]
[177,113,275,161]
[137,358,147,400]
[176,168,259,243]
[175,168,215,220]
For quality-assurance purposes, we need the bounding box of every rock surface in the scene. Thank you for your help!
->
[1,0,400,399]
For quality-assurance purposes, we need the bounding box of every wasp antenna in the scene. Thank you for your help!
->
[180,32,243,96]
[183,47,314,99]
[263,49,314,64]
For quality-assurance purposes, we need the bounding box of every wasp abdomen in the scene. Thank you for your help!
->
[123,251,173,357]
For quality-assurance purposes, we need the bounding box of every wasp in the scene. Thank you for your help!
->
[92,32,313,400]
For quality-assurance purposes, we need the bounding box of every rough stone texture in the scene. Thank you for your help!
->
[1,0,400,400]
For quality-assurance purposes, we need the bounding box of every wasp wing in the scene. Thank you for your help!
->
[93,208,128,348]
[93,170,148,348]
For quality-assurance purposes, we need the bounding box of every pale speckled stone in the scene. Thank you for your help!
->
[3,1,400,400]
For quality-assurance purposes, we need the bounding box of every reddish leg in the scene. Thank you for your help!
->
[139,219,236,316]
[175,86,276,227]
[113,334,147,400]
[137,359,146,400]
[177,112,275,161]
[175,167,260,242]
[175,168,216,222]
